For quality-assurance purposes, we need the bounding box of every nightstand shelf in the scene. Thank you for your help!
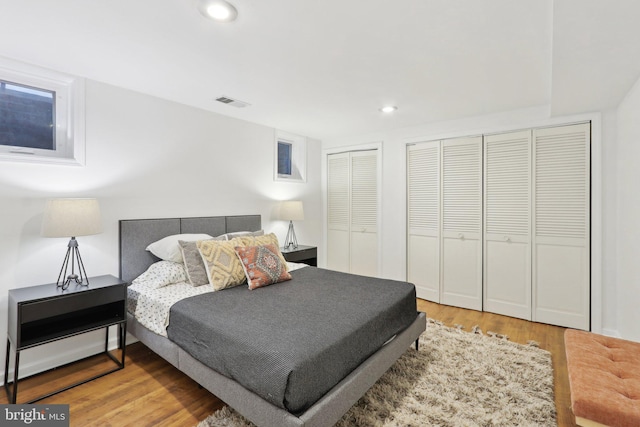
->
[281,245,317,266]
[4,274,127,404]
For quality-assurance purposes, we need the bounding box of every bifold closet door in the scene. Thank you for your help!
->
[441,136,483,311]
[407,142,440,302]
[349,150,378,276]
[483,130,532,320]
[533,123,590,330]
[327,152,350,273]
[327,149,379,276]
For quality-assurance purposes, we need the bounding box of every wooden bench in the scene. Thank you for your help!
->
[565,329,640,427]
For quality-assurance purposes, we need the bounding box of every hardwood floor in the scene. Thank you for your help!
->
[0,299,577,427]
[1,346,225,426]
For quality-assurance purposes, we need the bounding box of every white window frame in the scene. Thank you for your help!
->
[274,130,307,182]
[0,56,85,165]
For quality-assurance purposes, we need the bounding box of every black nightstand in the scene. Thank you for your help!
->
[281,245,317,266]
[4,274,127,404]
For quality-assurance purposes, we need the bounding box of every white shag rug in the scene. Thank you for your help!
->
[198,319,557,427]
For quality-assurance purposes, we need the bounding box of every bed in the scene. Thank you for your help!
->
[119,215,426,427]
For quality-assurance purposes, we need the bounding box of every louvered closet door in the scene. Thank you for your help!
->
[327,152,350,273]
[407,142,440,302]
[350,150,378,276]
[441,136,483,310]
[484,131,532,320]
[533,123,590,330]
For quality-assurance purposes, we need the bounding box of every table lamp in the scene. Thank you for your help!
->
[280,200,304,249]
[41,198,102,289]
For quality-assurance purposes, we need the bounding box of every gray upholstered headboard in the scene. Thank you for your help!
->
[119,215,261,283]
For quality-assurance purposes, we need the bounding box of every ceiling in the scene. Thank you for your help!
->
[1,0,639,140]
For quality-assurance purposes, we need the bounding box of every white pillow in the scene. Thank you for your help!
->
[222,230,264,240]
[146,233,213,262]
[132,261,187,288]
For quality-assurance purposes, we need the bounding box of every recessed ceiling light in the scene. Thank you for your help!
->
[198,0,238,22]
[380,106,397,113]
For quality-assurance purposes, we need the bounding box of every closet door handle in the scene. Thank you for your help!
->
[504,235,511,242]
[458,233,464,240]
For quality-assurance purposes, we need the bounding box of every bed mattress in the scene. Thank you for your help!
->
[166,266,418,414]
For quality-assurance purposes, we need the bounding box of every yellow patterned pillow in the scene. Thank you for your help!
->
[197,238,246,290]
[236,233,289,271]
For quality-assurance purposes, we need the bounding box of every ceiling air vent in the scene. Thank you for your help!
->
[215,96,251,108]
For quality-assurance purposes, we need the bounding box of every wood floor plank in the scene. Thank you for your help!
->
[0,299,577,426]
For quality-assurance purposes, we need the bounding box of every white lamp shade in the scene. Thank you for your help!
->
[280,201,304,221]
[42,198,103,238]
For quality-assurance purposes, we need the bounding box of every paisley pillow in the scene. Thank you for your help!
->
[235,243,292,290]
[236,233,289,271]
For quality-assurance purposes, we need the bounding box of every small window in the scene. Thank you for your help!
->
[0,57,85,165]
[0,81,56,151]
[274,130,306,182]
[277,141,293,176]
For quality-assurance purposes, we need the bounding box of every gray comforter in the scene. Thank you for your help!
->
[167,266,417,414]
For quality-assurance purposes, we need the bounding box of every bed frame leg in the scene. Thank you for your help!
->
[415,339,419,351]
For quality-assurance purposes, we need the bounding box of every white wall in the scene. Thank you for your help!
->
[600,109,619,338]
[615,75,640,342]
[322,106,620,337]
[0,80,322,381]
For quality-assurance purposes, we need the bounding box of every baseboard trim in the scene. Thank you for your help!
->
[601,328,621,338]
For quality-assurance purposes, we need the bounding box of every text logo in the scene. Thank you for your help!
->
[0,405,69,426]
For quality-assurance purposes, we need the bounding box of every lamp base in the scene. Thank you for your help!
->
[57,237,90,290]
[284,220,299,249]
